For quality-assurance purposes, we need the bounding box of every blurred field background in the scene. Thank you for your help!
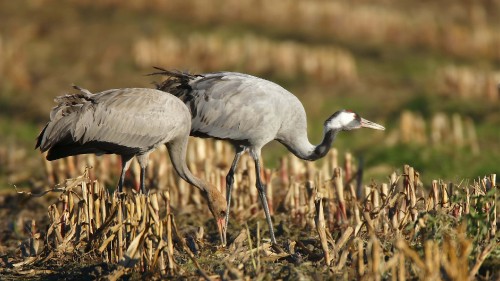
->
[1,1,499,279]
[1,0,499,189]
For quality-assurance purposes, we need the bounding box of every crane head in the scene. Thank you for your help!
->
[325,109,385,132]
[204,187,228,246]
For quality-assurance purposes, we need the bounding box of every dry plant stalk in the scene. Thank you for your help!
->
[24,171,198,276]
[357,238,365,277]
[488,174,496,237]
[404,165,418,222]
[349,184,363,236]
[369,235,381,281]
[314,193,330,266]
[441,183,449,209]
[333,167,346,222]
[23,137,497,280]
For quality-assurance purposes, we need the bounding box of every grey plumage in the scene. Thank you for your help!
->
[155,71,308,150]
[36,86,228,243]
[38,87,186,160]
[152,68,385,245]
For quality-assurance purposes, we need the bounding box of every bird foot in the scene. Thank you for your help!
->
[271,243,285,254]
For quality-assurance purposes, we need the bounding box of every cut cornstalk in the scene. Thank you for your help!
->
[334,168,346,221]
[314,194,330,266]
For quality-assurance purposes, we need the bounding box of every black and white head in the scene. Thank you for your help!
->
[325,109,385,132]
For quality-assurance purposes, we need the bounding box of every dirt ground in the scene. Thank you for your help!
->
[0,190,335,280]
[0,175,498,280]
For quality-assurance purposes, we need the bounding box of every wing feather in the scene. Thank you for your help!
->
[76,88,189,150]
[186,73,284,142]
[152,70,308,146]
[38,88,190,156]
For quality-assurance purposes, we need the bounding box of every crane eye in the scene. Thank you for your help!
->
[220,210,226,217]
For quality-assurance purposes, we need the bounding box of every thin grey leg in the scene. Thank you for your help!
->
[136,153,150,194]
[253,156,277,244]
[224,146,245,240]
[118,155,133,193]
[140,166,146,194]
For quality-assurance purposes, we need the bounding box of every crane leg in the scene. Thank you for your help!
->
[118,155,133,193]
[224,146,245,243]
[140,166,146,194]
[137,154,150,194]
[252,155,277,244]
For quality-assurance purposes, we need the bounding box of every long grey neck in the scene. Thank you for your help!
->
[280,128,339,161]
[166,138,208,193]
[310,129,338,160]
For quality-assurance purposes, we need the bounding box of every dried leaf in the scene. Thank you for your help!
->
[119,224,149,268]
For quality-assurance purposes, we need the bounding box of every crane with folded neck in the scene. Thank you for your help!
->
[152,69,385,245]
[36,86,228,244]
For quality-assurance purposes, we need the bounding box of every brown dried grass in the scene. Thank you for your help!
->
[6,138,498,279]
[437,65,500,102]
[133,33,357,83]
[385,110,480,154]
[68,0,500,60]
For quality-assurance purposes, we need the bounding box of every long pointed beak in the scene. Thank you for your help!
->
[217,217,227,247]
[361,118,385,130]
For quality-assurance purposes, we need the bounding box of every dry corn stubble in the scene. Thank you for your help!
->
[7,138,499,280]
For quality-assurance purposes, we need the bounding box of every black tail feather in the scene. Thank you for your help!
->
[46,144,101,161]
[35,124,48,150]
[147,67,202,93]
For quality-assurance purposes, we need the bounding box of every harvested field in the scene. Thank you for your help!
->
[1,140,498,280]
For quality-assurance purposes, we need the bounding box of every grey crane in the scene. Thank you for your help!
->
[151,69,385,245]
[36,86,228,244]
